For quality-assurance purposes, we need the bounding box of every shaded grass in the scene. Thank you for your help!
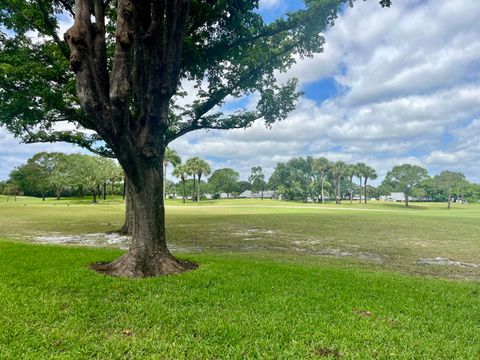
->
[1,241,479,359]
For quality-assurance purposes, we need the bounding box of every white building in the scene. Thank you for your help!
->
[238,190,276,199]
[380,192,405,202]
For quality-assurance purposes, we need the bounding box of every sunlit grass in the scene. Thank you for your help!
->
[1,197,479,358]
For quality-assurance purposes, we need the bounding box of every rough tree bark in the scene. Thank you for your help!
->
[65,0,196,276]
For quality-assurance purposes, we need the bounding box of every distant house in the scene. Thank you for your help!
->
[390,192,405,202]
[380,192,407,202]
[238,190,276,199]
[238,190,254,198]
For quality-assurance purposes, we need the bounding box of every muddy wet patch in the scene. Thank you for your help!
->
[417,257,479,268]
[31,233,131,249]
[28,233,203,253]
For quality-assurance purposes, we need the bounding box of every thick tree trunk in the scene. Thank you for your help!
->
[163,163,167,199]
[103,181,107,200]
[119,177,133,235]
[447,189,451,209]
[92,190,97,204]
[405,195,409,207]
[93,160,196,277]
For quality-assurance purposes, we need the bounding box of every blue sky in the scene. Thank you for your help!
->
[1,0,480,184]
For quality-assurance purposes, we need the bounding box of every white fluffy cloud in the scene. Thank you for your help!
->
[173,0,480,182]
[0,128,83,179]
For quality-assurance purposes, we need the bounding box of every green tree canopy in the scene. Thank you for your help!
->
[208,168,239,198]
[383,164,429,206]
[432,170,467,208]
[0,0,391,276]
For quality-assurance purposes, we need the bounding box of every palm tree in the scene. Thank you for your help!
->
[184,157,211,202]
[332,161,348,204]
[355,162,367,204]
[185,157,199,202]
[172,164,188,203]
[347,164,356,204]
[164,148,181,199]
[363,165,377,204]
[313,157,331,204]
[195,159,211,202]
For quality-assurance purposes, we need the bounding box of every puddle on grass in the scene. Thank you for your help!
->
[417,257,479,268]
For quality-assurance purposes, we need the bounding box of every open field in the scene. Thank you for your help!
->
[1,197,479,358]
[1,196,479,279]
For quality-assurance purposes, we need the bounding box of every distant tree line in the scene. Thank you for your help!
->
[1,152,479,208]
[268,158,480,207]
[1,152,122,203]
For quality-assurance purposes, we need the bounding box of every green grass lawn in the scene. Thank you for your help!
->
[0,197,479,358]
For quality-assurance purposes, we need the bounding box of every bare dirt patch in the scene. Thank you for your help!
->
[31,233,131,249]
[417,257,479,268]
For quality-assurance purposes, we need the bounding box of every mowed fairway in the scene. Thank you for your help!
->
[0,196,479,358]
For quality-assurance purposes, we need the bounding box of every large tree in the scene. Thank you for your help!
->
[249,166,266,200]
[433,170,467,209]
[185,156,211,201]
[362,165,377,204]
[0,0,391,277]
[355,162,367,203]
[172,163,189,203]
[383,164,429,206]
[331,161,348,204]
[312,157,331,204]
[208,168,239,198]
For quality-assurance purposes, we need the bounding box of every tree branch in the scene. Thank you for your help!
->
[34,1,70,59]
[64,0,112,138]
[187,40,301,126]
[166,111,262,143]
[58,0,75,17]
[22,130,116,158]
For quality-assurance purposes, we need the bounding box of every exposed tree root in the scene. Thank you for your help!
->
[91,251,198,277]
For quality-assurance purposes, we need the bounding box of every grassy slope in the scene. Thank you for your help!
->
[0,197,479,358]
[1,242,479,359]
